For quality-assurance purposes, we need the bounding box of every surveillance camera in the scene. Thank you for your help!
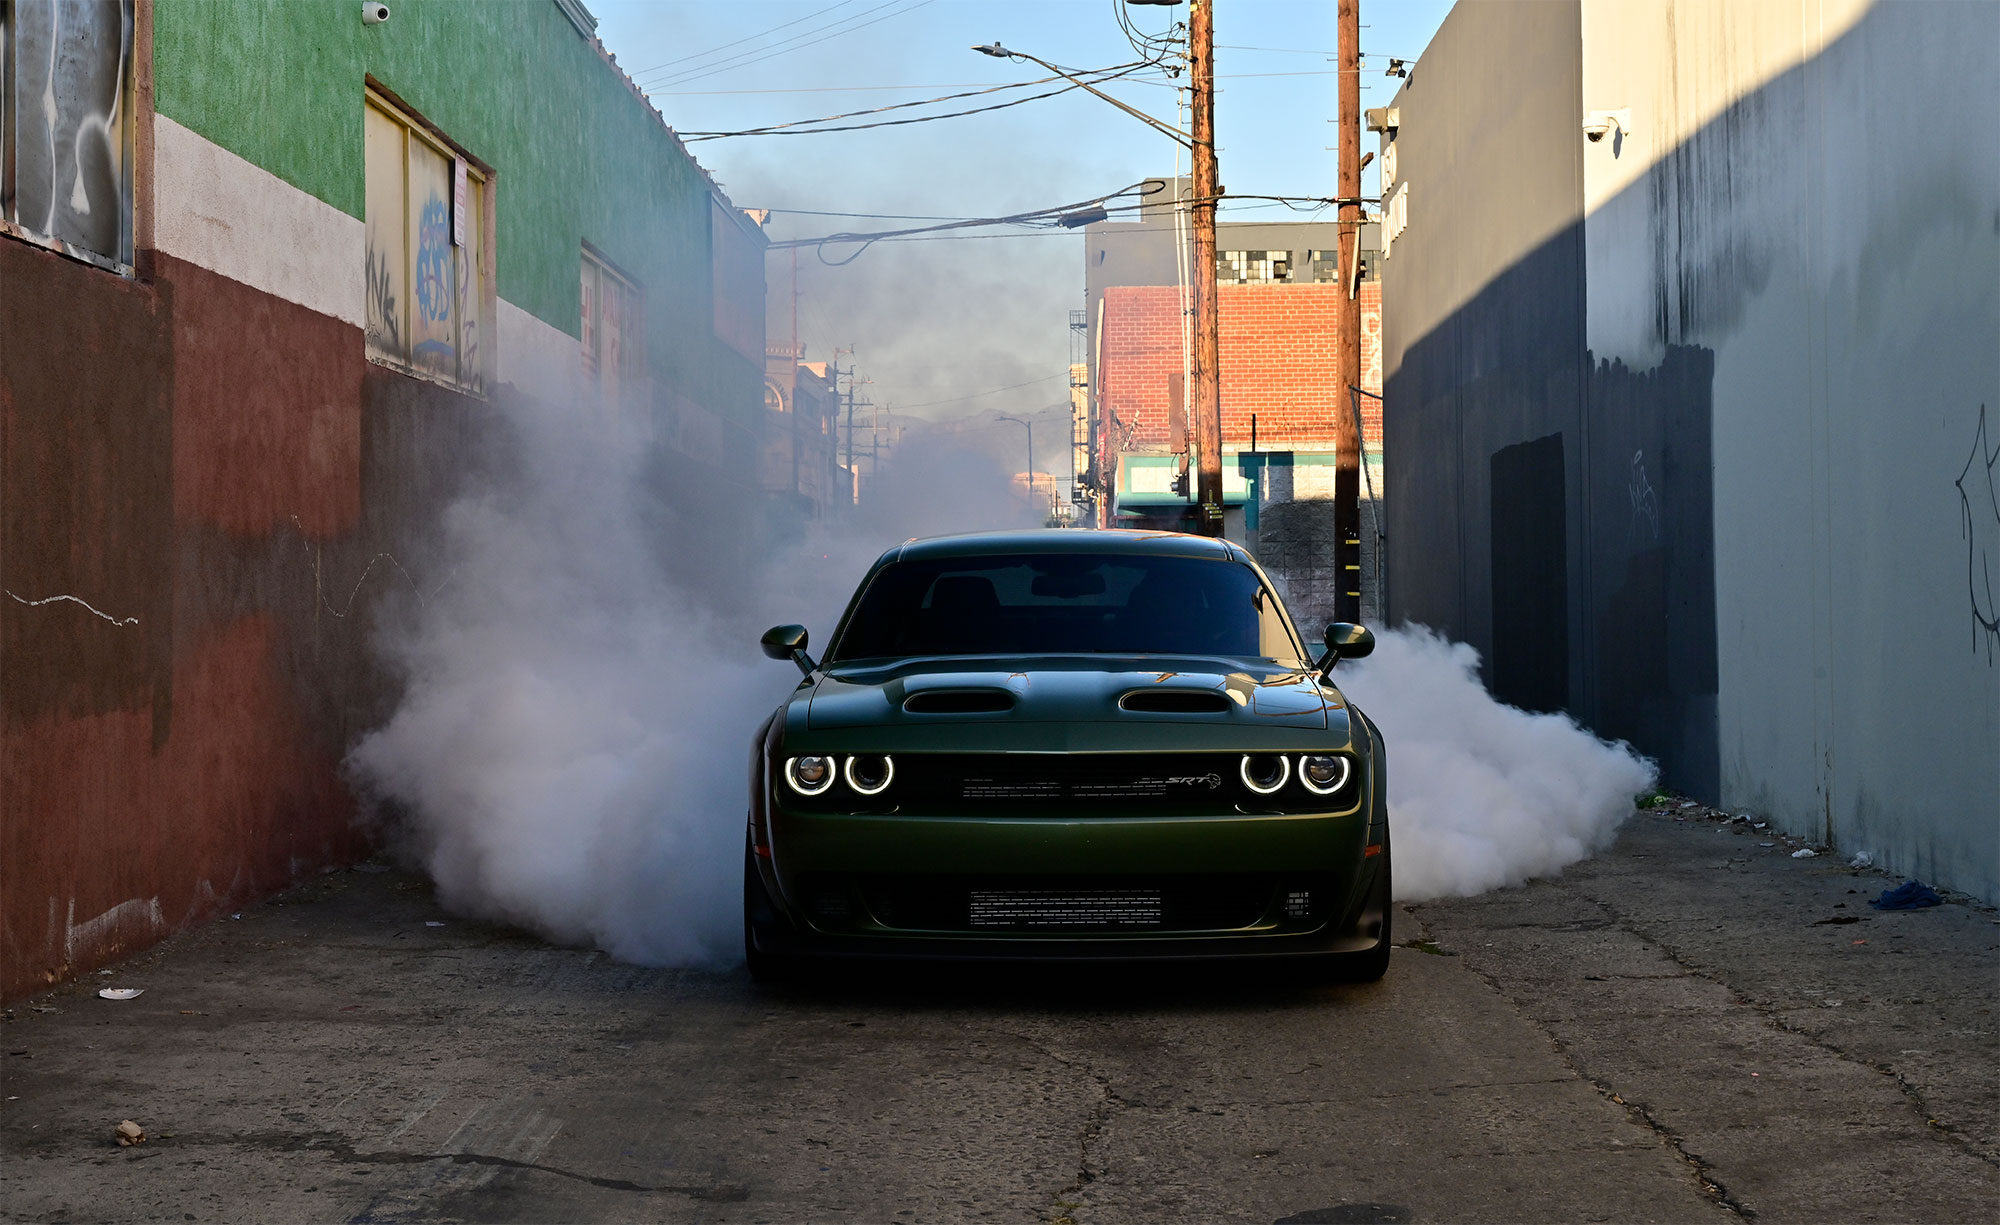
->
[1583,108,1631,143]
[362,2,390,24]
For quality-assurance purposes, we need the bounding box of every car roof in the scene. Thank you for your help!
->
[881,529,1250,566]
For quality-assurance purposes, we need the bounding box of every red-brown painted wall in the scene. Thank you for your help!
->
[2,238,482,1001]
[1099,282,1384,453]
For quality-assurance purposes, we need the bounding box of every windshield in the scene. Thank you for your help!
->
[829,552,1306,664]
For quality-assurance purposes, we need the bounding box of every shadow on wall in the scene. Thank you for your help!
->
[1384,1,1996,830]
[1384,190,1721,796]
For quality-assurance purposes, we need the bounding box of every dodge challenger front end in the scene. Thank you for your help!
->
[746,529,1391,980]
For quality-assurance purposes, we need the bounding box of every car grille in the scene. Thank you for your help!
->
[852,874,1278,932]
[894,753,1248,814]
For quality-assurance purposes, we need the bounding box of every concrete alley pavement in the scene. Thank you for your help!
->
[2,806,1994,1224]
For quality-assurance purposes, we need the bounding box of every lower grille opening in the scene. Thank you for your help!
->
[969,890,1164,928]
[857,874,1278,933]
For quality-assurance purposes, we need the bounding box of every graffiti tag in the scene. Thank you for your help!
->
[413,195,452,324]
[1628,450,1660,543]
[365,244,400,353]
[1956,405,1999,662]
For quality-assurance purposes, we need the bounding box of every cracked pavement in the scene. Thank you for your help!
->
[2,808,1994,1223]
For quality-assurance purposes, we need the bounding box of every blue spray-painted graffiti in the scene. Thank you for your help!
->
[414,195,452,324]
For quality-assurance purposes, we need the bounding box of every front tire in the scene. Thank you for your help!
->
[743,848,790,984]
[1334,841,1393,983]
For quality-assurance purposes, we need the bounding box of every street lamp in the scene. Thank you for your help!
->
[971,43,1192,149]
[996,414,1040,512]
[975,25,1223,537]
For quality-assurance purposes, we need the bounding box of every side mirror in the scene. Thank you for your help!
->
[760,624,818,677]
[1316,622,1375,672]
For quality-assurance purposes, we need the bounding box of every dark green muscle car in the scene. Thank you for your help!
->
[746,529,1391,980]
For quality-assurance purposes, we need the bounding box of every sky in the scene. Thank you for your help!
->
[591,0,1453,475]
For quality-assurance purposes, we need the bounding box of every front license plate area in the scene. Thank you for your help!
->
[968,889,1164,929]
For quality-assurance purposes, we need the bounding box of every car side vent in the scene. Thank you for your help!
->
[903,689,1015,714]
[1118,690,1232,714]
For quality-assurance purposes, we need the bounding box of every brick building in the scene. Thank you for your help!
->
[1080,181,1385,623]
[1,0,765,1000]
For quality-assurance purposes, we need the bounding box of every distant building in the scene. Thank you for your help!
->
[1080,180,1384,624]
[1377,0,1998,899]
[762,346,848,519]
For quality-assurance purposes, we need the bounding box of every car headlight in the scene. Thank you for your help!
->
[786,755,835,796]
[1239,753,1291,795]
[1298,753,1352,796]
[843,753,895,796]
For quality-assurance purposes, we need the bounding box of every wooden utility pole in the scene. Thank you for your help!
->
[1189,0,1223,537]
[1334,0,1363,619]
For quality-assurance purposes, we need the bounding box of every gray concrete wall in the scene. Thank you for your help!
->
[1579,0,2000,898]
[1377,0,1597,724]
[1382,0,1998,898]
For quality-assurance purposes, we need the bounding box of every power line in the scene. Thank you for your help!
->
[675,66,1139,142]
[632,0,936,92]
[681,65,1155,143]
[622,1,860,80]
[890,373,1066,411]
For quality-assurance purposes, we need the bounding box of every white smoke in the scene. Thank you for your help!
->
[346,396,1037,967]
[1334,626,1656,900]
[348,396,1649,965]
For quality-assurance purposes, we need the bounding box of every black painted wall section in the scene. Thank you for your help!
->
[1490,433,1570,714]
[1585,347,1718,794]
[1384,208,1721,795]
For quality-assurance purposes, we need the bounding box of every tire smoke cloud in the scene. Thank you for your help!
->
[345,398,1038,967]
[348,396,1651,965]
[1333,627,1656,900]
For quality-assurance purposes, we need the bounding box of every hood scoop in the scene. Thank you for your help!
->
[902,688,1016,714]
[1118,689,1233,714]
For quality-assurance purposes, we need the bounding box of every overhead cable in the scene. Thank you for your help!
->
[632,0,936,92]
[680,63,1152,142]
[622,0,861,80]
[676,64,1147,141]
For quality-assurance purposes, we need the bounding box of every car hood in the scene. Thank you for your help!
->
[805,655,1339,731]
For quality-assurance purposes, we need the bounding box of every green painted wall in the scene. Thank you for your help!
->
[153,0,759,414]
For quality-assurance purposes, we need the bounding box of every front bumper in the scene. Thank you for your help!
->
[748,808,1388,964]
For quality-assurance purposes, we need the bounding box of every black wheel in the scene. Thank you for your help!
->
[743,848,791,984]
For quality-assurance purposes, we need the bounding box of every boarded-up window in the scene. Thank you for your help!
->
[1,0,135,272]
[364,91,486,392]
[580,247,642,403]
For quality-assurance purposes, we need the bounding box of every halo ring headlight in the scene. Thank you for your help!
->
[1298,754,1352,796]
[785,755,835,796]
[1239,753,1291,796]
[843,753,895,796]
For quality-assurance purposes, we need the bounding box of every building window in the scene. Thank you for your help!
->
[580,247,642,401]
[0,0,135,273]
[1218,249,1292,284]
[364,89,486,391]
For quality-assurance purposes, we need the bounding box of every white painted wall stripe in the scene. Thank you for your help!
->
[496,297,581,405]
[153,115,364,327]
